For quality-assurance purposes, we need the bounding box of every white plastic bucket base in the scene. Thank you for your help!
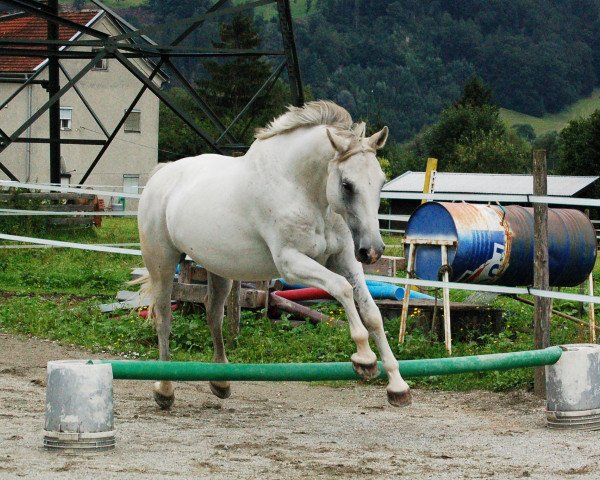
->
[546,407,600,431]
[43,430,116,452]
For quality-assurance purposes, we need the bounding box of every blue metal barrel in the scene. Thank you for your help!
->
[405,202,597,287]
[496,205,597,287]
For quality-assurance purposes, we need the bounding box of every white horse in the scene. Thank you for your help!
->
[137,100,411,409]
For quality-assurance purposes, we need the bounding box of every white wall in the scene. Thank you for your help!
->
[0,12,164,204]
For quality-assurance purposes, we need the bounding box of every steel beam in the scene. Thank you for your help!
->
[113,50,222,153]
[276,0,303,106]
[78,0,229,184]
[13,138,106,145]
[216,61,286,144]
[1,51,107,151]
[163,58,237,145]
[58,63,110,138]
[48,0,61,184]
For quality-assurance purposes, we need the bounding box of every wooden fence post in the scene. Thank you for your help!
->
[533,149,551,398]
[226,280,241,347]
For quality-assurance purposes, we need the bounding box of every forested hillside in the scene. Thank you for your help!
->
[113,0,600,143]
[292,0,600,141]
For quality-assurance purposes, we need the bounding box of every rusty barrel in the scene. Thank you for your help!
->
[405,202,597,287]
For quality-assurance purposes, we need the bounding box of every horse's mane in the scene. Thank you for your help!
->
[255,100,356,140]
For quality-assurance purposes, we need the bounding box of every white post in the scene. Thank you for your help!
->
[441,244,452,355]
[590,273,596,343]
[399,243,415,343]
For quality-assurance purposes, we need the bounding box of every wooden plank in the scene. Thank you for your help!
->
[362,255,406,276]
[0,192,95,201]
[240,286,268,309]
[172,283,208,303]
[48,217,93,226]
[533,149,551,398]
[441,244,452,355]
[227,281,241,344]
[43,204,96,212]
[178,260,192,284]
[190,265,208,282]
[399,244,415,343]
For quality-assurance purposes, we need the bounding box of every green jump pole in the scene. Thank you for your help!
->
[91,346,563,382]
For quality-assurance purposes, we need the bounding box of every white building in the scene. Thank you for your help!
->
[0,9,167,195]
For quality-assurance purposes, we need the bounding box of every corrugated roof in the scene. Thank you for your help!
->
[0,11,100,73]
[383,171,599,196]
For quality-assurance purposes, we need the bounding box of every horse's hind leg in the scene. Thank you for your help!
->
[206,272,233,399]
[142,241,180,410]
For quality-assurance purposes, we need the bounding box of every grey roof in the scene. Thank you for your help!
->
[383,171,599,196]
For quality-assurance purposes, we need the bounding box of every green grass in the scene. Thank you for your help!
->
[0,222,597,392]
[59,0,147,8]
[0,218,141,296]
[500,88,600,136]
[233,0,317,21]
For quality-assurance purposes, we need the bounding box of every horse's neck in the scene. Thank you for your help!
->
[249,127,333,204]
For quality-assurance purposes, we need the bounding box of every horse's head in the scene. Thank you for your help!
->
[325,125,388,265]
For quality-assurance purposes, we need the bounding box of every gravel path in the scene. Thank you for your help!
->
[1,332,598,479]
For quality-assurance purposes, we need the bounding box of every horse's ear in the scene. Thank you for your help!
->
[367,126,389,150]
[327,129,352,155]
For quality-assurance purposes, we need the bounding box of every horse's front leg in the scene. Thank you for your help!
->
[274,248,378,380]
[328,250,412,407]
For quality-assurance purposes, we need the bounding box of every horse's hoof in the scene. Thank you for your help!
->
[209,382,231,399]
[154,391,175,410]
[387,388,412,407]
[352,360,381,381]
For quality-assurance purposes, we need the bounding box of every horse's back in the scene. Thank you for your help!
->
[139,154,279,280]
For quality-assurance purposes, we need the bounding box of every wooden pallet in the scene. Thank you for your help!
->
[0,191,100,227]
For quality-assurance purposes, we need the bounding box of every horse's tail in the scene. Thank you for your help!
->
[128,273,155,322]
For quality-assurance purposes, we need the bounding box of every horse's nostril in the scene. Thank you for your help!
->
[358,248,369,259]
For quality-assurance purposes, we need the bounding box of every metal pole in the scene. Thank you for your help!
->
[93,347,564,381]
[48,0,60,184]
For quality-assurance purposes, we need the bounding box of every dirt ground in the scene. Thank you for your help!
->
[1,332,599,480]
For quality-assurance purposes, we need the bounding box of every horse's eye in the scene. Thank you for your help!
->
[342,180,354,193]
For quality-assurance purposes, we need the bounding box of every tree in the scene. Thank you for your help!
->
[557,111,600,197]
[452,128,530,173]
[156,88,215,162]
[512,124,536,141]
[454,75,494,108]
[196,14,288,143]
[419,78,531,174]
[424,103,502,166]
[532,131,560,171]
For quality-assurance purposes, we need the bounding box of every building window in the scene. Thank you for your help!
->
[124,110,141,133]
[92,49,108,70]
[60,107,72,130]
[123,174,139,194]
